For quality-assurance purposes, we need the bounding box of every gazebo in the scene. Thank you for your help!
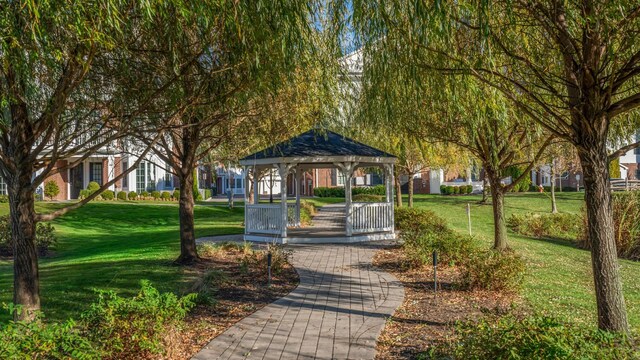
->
[239,129,397,244]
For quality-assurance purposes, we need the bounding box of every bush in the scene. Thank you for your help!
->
[172,189,180,200]
[204,189,212,200]
[353,194,384,202]
[395,208,477,266]
[430,314,638,359]
[0,309,100,359]
[87,181,101,193]
[150,191,161,200]
[101,190,114,201]
[0,195,7,203]
[439,185,447,194]
[466,185,473,194]
[507,212,582,241]
[352,185,386,196]
[44,180,60,200]
[82,280,196,359]
[453,186,460,194]
[300,200,317,226]
[313,187,345,197]
[79,189,90,199]
[117,191,127,201]
[504,166,531,192]
[0,216,57,256]
[579,192,640,261]
[140,191,149,199]
[161,191,171,200]
[461,249,526,292]
[445,185,454,195]
[190,269,227,305]
[127,191,138,200]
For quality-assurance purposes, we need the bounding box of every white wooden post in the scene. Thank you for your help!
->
[277,163,294,238]
[294,166,301,227]
[385,163,395,234]
[336,162,357,237]
[253,168,260,205]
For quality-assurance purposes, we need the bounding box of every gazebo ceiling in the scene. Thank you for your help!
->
[239,129,396,166]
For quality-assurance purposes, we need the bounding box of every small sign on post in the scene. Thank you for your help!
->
[432,250,438,297]
[267,252,272,287]
[467,203,472,236]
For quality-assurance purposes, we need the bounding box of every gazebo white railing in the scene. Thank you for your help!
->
[351,202,394,234]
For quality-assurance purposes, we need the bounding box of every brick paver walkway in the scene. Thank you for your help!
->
[192,243,404,360]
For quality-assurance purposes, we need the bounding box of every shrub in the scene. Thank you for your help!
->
[190,269,227,305]
[172,189,180,200]
[454,186,460,194]
[161,191,171,200]
[353,194,384,202]
[313,187,345,197]
[504,166,531,192]
[352,185,386,196]
[0,216,57,256]
[0,309,99,359]
[127,191,138,200]
[140,191,149,199]
[445,185,454,195]
[81,280,196,359]
[395,208,477,266]
[300,200,317,226]
[579,192,640,261]
[439,185,447,194]
[78,189,90,199]
[44,180,60,200]
[150,191,161,200]
[461,249,525,292]
[117,191,127,201]
[204,189,212,200]
[101,190,115,201]
[507,213,581,241]
[430,314,638,359]
[87,181,101,193]
[466,185,473,194]
[0,195,7,203]
[240,243,293,275]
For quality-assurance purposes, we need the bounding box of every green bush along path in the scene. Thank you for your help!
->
[0,202,244,322]
[411,192,640,333]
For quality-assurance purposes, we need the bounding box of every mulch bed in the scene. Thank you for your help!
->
[166,246,299,360]
[373,245,518,359]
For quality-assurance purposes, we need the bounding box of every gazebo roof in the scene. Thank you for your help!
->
[239,129,396,165]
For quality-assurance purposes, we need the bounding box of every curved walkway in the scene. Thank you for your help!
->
[192,243,404,360]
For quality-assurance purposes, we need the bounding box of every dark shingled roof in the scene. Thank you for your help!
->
[241,129,395,160]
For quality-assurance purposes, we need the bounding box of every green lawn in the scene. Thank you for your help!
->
[410,192,640,333]
[0,202,245,323]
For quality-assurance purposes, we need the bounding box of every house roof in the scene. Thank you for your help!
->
[240,129,395,163]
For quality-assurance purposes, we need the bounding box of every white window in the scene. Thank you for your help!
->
[136,161,156,192]
[336,171,345,186]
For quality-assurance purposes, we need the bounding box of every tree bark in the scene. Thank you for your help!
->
[175,170,199,265]
[8,174,40,321]
[578,141,629,333]
[408,174,414,208]
[550,164,558,213]
[487,172,508,250]
[394,175,403,208]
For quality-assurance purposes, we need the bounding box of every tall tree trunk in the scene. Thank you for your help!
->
[8,173,40,321]
[394,175,403,208]
[550,164,558,213]
[578,140,629,333]
[408,174,414,208]
[175,170,199,264]
[487,172,508,250]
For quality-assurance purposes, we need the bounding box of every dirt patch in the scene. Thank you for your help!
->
[167,246,299,359]
[373,245,518,359]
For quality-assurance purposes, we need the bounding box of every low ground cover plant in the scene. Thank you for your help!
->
[426,314,638,359]
[0,281,196,360]
[507,212,581,241]
[395,207,525,292]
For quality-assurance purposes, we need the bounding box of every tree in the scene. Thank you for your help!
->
[43,181,60,201]
[348,0,640,333]
[0,0,179,320]
[132,1,338,264]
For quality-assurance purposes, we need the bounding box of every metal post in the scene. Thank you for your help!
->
[267,252,272,287]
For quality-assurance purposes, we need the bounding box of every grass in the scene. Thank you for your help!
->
[409,192,640,333]
[0,201,244,323]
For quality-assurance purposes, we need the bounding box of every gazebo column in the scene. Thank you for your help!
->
[277,163,294,238]
[384,163,395,233]
[336,162,358,237]
[294,166,301,227]
[252,168,260,205]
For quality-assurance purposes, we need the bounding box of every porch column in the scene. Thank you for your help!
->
[253,167,260,205]
[336,162,357,237]
[277,163,294,238]
[294,166,301,227]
